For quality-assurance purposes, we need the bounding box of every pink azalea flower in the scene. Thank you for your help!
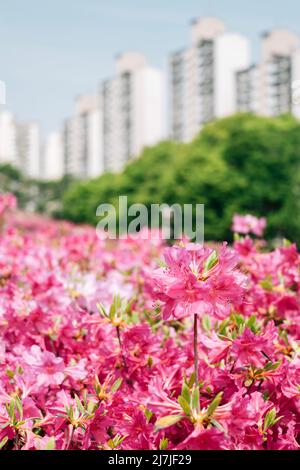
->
[270,421,300,450]
[230,391,272,431]
[64,358,87,381]
[281,359,300,399]
[232,214,266,237]
[0,210,300,450]
[233,236,257,258]
[23,345,65,387]
[175,427,228,450]
[151,243,246,320]
[200,331,232,363]
[231,322,278,367]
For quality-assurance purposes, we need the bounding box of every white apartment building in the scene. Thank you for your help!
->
[0,111,41,179]
[0,111,17,166]
[63,94,103,179]
[170,17,250,142]
[16,122,40,179]
[292,50,300,119]
[236,29,300,117]
[62,117,73,176]
[42,132,64,180]
[102,52,165,172]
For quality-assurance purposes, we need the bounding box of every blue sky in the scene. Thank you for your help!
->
[1,0,300,134]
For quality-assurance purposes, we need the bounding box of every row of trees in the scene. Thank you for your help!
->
[0,163,74,215]
[61,114,300,242]
[1,113,300,242]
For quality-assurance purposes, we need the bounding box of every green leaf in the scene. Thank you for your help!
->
[110,377,122,393]
[0,436,8,450]
[14,396,23,420]
[234,314,244,326]
[246,315,258,332]
[210,418,226,433]
[181,382,191,404]
[108,433,127,449]
[74,394,85,414]
[191,385,200,414]
[259,278,274,291]
[178,396,191,416]
[263,408,282,433]
[144,408,153,423]
[204,250,218,274]
[204,392,223,419]
[262,391,269,401]
[57,413,68,418]
[218,319,229,335]
[45,437,56,450]
[67,404,74,422]
[125,297,135,314]
[7,400,15,421]
[154,414,183,432]
[6,369,14,379]
[264,360,282,372]
[147,356,153,367]
[115,434,127,446]
[87,401,96,415]
[156,258,167,268]
[96,302,107,317]
[0,422,10,430]
[82,389,88,408]
[159,437,169,450]
[263,408,276,432]
[201,315,211,332]
[187,372,195,388]
[107,438,114,449]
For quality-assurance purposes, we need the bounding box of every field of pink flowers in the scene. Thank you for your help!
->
[0,194,299,451]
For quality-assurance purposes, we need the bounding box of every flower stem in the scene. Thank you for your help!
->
[116,325,128,372]
[194,313,198,385]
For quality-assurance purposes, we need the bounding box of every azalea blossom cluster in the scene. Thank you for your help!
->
[0,194,299,450]
[232,214,267,237]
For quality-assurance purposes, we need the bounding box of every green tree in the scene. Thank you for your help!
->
[61,114,300,243]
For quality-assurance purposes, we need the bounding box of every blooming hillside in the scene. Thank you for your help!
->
[0,195,299,450]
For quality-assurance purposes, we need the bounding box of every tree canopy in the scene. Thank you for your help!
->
[21,113,300,242]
